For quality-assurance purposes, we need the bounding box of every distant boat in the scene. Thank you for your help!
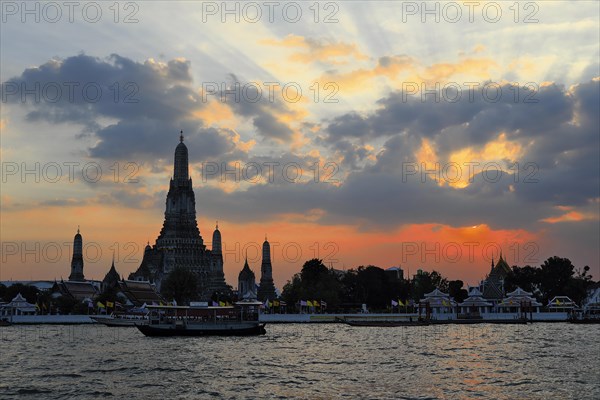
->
[136,304,266,337]
[336,317,429,327]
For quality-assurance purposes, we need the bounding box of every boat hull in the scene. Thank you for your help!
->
[136,322,267,337]
[568,318,600,324]
[91,316,147,327]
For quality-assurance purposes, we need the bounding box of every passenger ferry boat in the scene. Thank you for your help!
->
[136,303,266,337]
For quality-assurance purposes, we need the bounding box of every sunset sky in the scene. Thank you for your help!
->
[1,1,599,289]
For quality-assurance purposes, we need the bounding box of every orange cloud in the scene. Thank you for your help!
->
[541,205,598,224]
[448,133,524,188]
[262,34,368,65]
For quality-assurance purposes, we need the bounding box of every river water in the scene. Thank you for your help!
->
[0,323,598,399]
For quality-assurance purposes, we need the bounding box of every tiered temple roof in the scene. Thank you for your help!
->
[496,287,542,308]
[117,280,164,306]
[482,253,511,301]
[420,288,457,307]
[238,259,257,301]
[54,280,100,301]
[547,296,577,310]
[459,287,493,308]
[0,293,37,316]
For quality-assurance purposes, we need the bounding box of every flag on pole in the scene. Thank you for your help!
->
[300,300,307,306]
[313,301,320,307]
[280,301,287,307]
[391,300,398,307]
[97,302,106,309]
[320,300,327,308]
[106,301,114,308]
[212,301,219,307]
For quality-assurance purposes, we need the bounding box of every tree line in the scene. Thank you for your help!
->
[0,255,595,313]
[280,256,596,312]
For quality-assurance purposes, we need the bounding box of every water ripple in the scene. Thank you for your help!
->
[0,324,598,399]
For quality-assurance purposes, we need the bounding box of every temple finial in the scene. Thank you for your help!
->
[216,220,219,229]
[77,225,80,234]
[180,130,184,142]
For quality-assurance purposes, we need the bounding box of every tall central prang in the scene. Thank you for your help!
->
[130,131,227,300]
[156,132,204,254]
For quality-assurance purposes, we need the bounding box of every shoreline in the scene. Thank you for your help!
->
[1,312,573,325]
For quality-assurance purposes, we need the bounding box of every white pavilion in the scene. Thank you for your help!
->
[0,293,37,317]
[547,296,577,312]
[495,287,542,313]
[419,288,457,317]
[458,287,493,316]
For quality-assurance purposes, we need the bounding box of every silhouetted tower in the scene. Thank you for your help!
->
[211,222,225,288]
[68,227,85,281]
[131,132,227,299]
[257,237,276,301]
[156,130,205,269]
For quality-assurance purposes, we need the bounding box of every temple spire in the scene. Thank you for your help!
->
[69,227,85,281]
[173,130,189,180]
[258,236,276,301]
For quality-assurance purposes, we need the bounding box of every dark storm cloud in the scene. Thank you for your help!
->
[193,166,544,230]
[252,113,294,142]
[2,54,200,123]
[325,82,575,151]
[89,119,240,163]
[1,54,247,163]
[196,79,598,230]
